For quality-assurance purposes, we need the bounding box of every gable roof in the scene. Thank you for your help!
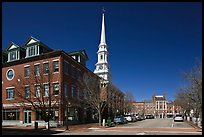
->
[6,42,20,51]
[23,36,53,51]
[68,49,89,60]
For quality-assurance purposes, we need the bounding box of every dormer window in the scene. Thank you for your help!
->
[26,45,39,57]
[6,43,21,62]
[9,50,18,61]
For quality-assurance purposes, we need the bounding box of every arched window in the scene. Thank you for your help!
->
[100,55,103,60]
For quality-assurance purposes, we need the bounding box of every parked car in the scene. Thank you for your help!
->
[114,115,128,124]
[134,114,140,121]
[145,114,154,119]
[124,114,136,122]
[174,114,184,122]
[140,115,146,120]
[131,114,137,122]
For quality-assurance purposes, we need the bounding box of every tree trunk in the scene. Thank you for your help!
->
[98,112,101,127]
[46,121,50,130]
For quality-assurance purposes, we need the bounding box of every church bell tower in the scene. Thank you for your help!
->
[94,10,111,85]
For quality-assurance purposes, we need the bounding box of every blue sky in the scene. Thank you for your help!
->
[2,2,202,101]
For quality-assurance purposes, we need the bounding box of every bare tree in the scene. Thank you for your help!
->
[175,60,202,125]
[12,62,61,130]
[124,91,134,114]
[80,72,109,127]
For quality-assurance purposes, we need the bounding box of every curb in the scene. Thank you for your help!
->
[185,120,202,130]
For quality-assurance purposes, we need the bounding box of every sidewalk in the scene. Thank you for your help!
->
[53,123,101,132]
[2,122,102,135]
[185,120,202,130]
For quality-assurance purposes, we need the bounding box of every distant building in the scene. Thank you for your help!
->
[132,101,145,115]
[143,100,155,115]
[166,100,174,118]
[152,95,167,118]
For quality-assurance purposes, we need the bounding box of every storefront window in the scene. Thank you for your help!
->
[3,109,20,120]
[36,109,59,121]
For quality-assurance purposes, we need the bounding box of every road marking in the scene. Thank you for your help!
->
[136,132,146,135]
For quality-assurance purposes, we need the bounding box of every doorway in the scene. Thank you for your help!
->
[24,110,31,124]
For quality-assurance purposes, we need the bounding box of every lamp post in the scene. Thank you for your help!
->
[66,102,70,131]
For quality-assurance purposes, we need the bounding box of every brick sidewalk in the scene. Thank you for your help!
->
[2,123,101,132]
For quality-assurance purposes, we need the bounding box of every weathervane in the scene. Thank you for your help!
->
[102,7,106,13]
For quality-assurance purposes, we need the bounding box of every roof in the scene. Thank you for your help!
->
[23,36,53,51]
[68,49,89,60]
[142,100,152,103]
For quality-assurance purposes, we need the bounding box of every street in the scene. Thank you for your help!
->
[58,118,202,135]
[2,118,202,135]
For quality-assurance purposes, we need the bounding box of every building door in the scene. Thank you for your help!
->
[24,110,31,124]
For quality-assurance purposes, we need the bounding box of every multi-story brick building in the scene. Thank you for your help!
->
[2,36,107,127]
[132,101,145,115]
[2,36,125,127]
[166,100,175,118]
[143,100,155,115]
[152,95,167,118]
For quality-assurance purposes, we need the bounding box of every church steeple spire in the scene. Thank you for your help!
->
[99,12,106,46]
[94,9,111,85]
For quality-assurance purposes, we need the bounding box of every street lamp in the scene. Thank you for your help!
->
[66,102,70,131]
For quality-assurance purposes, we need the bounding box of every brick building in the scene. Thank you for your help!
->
[152,95,168,118]
[2,36,115,126]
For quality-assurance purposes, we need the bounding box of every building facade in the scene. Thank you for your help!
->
[152,95,167,118]
[2,36,102,127]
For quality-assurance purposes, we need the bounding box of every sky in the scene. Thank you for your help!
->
[2,2,202,102]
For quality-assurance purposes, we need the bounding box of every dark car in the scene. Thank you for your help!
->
[114,115,128,124]
[145,114,154,119]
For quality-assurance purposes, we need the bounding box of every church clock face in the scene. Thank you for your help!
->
[99,65,103,70]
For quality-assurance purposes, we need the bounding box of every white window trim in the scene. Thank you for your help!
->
[6,87,15,100]
[34,64,40,76]
[43,83,49,97]
[34,63,40,65]
[53,72,59,74]
[6,68,15,81]
[43,61,50,63]
[52,59,59,62]
[52,81,59,84]
[34,84,41,98]
[25,85,30,99]
[24,65,30,67]
[6,86,15,89]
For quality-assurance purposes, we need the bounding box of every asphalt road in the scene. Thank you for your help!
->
[58,118,202,135]
[2,118,202,135]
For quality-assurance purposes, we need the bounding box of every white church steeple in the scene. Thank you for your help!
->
[100,13,106,46]
[94,9,111,85]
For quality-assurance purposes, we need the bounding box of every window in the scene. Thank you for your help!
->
[24,67,30,77]
[25,86,30,99]
[3,109,20,120]
[64,83,68,97]
[34,64,40,76]
[35,85,40,98]
[43,62,49,74]
[100,55,103,60]
[160,105,162,109]
[43,84,49,97]
[53,83,59,95]
[10,51,17,61]
[6,88,14,99]
[7,69,14,80]
[28,45,36,57]
[64,61,69,75]
[76,69,80,79]
[53,61,59,72]
[71,84,74,98]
